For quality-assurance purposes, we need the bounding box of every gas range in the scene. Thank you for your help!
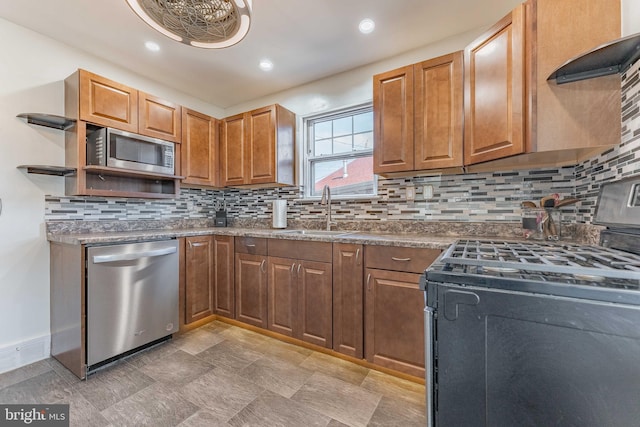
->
[422,175,640,427]
[425,174,640,304]
[426,238,640,304]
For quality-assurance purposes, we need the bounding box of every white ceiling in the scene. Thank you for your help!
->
[0,0,522,109]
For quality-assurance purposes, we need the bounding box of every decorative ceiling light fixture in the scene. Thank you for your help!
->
[125,0,252,49]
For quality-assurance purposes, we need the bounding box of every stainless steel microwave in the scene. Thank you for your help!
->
[86,127,175,175]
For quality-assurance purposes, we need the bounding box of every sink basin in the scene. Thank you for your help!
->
[275,229,356,236]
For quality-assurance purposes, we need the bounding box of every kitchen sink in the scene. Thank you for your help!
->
[275,229,357,236]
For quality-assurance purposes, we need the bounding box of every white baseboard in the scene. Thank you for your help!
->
[0,335,50,375]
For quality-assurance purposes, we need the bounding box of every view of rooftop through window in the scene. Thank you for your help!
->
[306,105,375,198]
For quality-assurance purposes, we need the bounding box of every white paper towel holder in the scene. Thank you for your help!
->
[272,199,287,229]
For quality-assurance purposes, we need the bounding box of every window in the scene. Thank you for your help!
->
[304,103,376,198]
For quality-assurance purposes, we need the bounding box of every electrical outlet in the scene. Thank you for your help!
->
[406,186,416,201]
[423,185,434,200]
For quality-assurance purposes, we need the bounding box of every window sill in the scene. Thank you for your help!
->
[294,195,381,204]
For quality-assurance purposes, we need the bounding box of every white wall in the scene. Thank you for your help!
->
[224,28,484,118]
[622,0,640,35]
[0,17,224,372]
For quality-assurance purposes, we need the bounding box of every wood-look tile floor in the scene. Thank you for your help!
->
[0,321,426,426]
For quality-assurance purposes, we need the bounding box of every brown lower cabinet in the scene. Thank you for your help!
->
[267,239,333,348]
[332,243,364,358]
[212,235,234,319]
[235,238,268,328]
[364,245,440,377]
[184,235,214,324]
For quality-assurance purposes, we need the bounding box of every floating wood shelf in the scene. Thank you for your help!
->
[548,32,640,84]
[16,113,76,130]
[17,165,77,176]
[83,165,184,181]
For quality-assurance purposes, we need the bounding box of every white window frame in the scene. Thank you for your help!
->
[302,102,377,200]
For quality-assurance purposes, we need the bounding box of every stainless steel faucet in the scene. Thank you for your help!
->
[320,185,336,231]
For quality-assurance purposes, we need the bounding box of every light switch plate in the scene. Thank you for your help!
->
[423,185,434,199]
[406,186,415,201]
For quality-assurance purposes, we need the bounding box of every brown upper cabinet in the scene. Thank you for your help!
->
[181,108,219,187]
[220,104,296,187]
[138,92,182,143]
[465,0,621,169]
[67,69,182,143]
[464,5,526,165]
[373,52,464,174]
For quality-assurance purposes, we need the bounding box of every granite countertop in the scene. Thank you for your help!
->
[47,227,459,249]
[47,218,597,248]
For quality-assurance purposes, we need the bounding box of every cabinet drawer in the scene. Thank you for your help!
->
[268,239,332,263]
[235,237,268,255]
[365,245,440,273]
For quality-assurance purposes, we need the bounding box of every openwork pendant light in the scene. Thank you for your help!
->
[125,0,252,49]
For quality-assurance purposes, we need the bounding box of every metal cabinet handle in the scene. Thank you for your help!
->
[191,242,206,248]
[297,263,302,275]
[246,244,256,247]
[366,273,372,291]
[291,263,296,274]
[355,248,361,265]
[392,257,411,262]
[260,259,266,273]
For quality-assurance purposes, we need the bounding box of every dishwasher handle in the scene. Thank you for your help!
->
[92,246,177,264]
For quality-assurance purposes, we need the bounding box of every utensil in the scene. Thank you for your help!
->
[547,212,559,240]
[540,195,557,208]
[555,198,580,208]
[522,201,537,208]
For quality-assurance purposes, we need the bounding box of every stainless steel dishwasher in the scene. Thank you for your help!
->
[86,239,179,369]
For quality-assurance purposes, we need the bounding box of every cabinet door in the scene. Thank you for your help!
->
[332,243,363,357]
[247,106,277,184]
[373,64,414,174]
[298,260,333,348]
[182,108,218,186]
[414,52,464,170]
[139,92,182,143]
[185,235,214,324]
[79,70,138,132]
[235,252,268,328]
[213,235,234,319]
[464,5,526,165]
[267,256,297,338]
[220,113,247,186]
[365,268,425,377]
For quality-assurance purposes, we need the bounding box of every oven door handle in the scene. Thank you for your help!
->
[92,246,177,264]
[425,305,435,427]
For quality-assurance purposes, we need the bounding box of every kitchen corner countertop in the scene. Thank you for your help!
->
[47,227,460,250]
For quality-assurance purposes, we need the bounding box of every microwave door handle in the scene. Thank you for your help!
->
[92,246,177,264]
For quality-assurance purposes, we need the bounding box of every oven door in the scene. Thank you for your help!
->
[432,282,640,427]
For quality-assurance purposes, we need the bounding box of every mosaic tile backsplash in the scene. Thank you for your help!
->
[45,60,640,226]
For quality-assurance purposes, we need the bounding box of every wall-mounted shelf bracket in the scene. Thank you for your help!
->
[16,113,76,130]
[17,165,77,177]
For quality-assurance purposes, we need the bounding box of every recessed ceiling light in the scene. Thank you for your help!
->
[359,18,375,34]
[259,59,274,71]
[145,41,160,52]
